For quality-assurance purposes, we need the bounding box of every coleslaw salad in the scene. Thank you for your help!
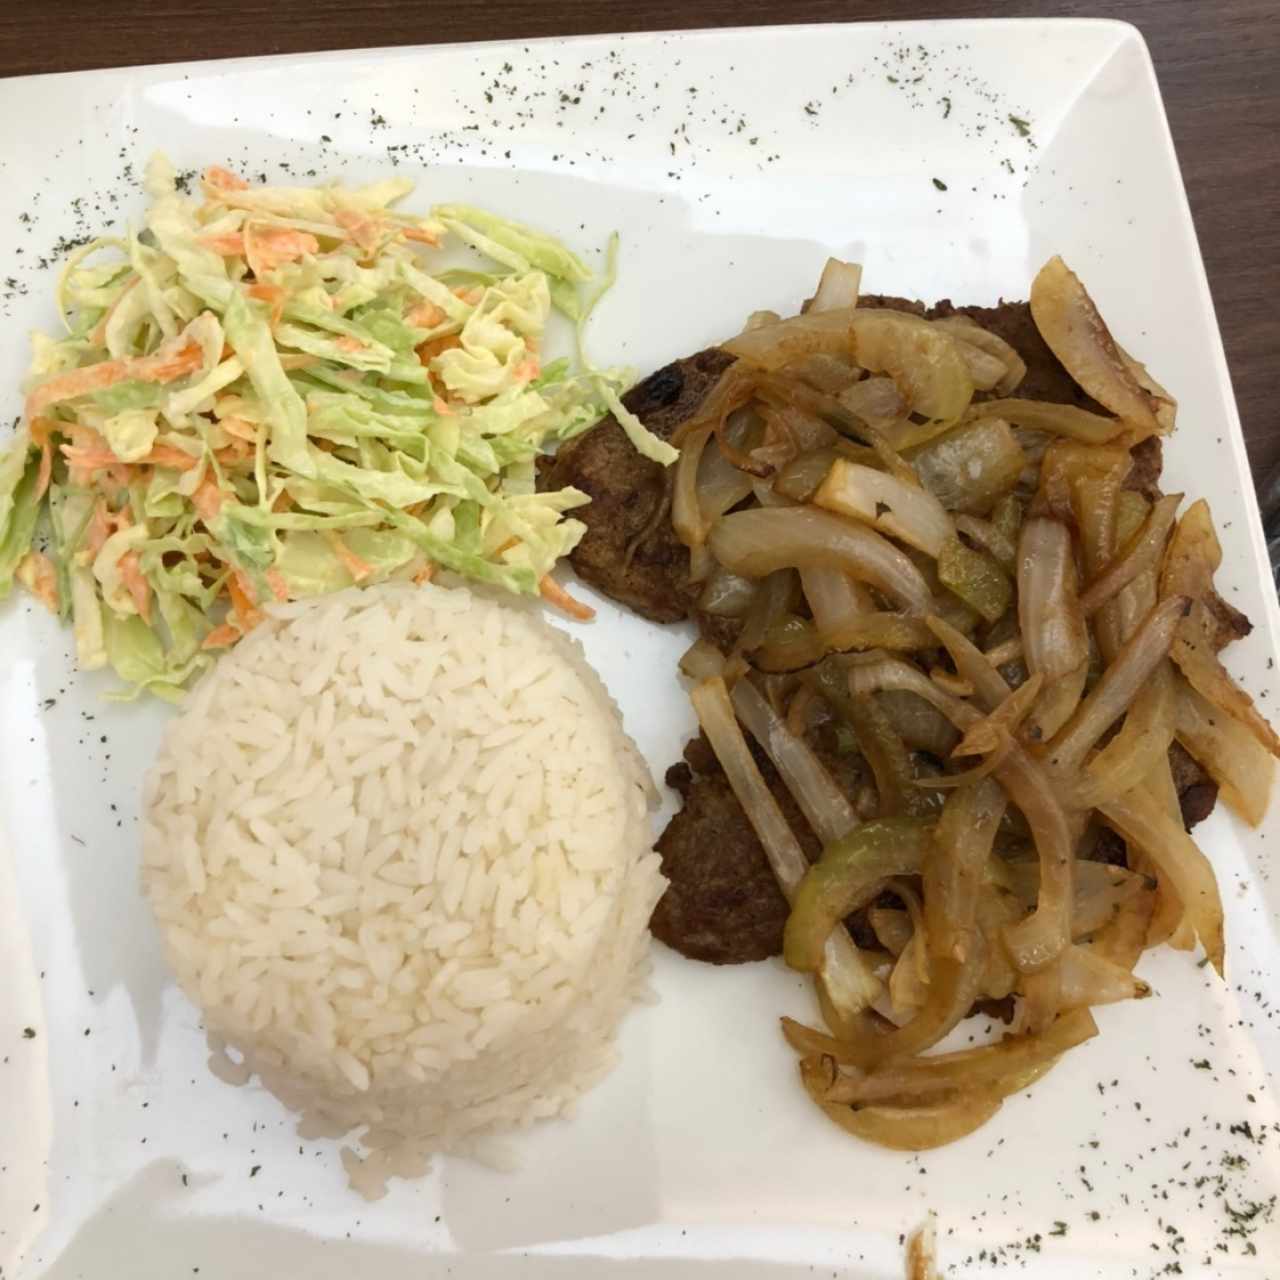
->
[0,156,667,698]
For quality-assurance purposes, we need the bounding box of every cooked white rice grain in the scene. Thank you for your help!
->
[143,581,664,1199]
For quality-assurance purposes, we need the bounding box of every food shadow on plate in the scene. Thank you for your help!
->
[437,1042,662,1254]
[33,1159,816,1280]
[30,652,172,1067]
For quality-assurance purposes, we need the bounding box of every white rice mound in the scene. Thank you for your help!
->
[142,580,665,1197]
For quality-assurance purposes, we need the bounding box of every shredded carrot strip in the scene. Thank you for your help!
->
[325,531,373,582]
[228,571,264,632]
[218,416,258,443]
[27,339,202,419]
[192,477,223,523]
[333,209,383,255]
[30,418,57,502]
[265,568,290,603]
[200,232,246,256]
[231,569,258,605]
[141,342,205,383]
[214,438,254,466]
[60,440,205,478]
[514,357,541,384]
[34,444,52,500]
[60,427,138,489]
[333,336,366,354]
[246,282,286,327]
[416,334,462,366]
[201,623,241,651]
[65,422,109,450]
[539,575,595,621]
[402,226,442,247]
[28,418,56,447]
[203,165,249,192]
[65,463,120,491]
[405,301,446,328]
[413,561,436,585]
[245,226,319,277]
[119,551,152,623]
[35,367,130,419]
[84,499,117,560]
[60,444,126,471]
[145,444,202,471]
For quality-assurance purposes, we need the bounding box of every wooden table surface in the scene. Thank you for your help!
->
[3,1,1277,493]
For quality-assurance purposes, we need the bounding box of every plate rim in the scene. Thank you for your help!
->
[0,16,1147,89]
[4,18,1280,1277]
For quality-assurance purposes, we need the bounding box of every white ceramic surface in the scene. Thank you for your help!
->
[1,20,1278,1279]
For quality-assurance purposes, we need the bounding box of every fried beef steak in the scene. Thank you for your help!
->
[539,299,1233,965]
[541,348,734,623]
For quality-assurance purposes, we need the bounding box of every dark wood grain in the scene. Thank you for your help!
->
[3,1,1277,488]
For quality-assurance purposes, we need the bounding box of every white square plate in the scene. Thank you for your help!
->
[2,19,1279,1279]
